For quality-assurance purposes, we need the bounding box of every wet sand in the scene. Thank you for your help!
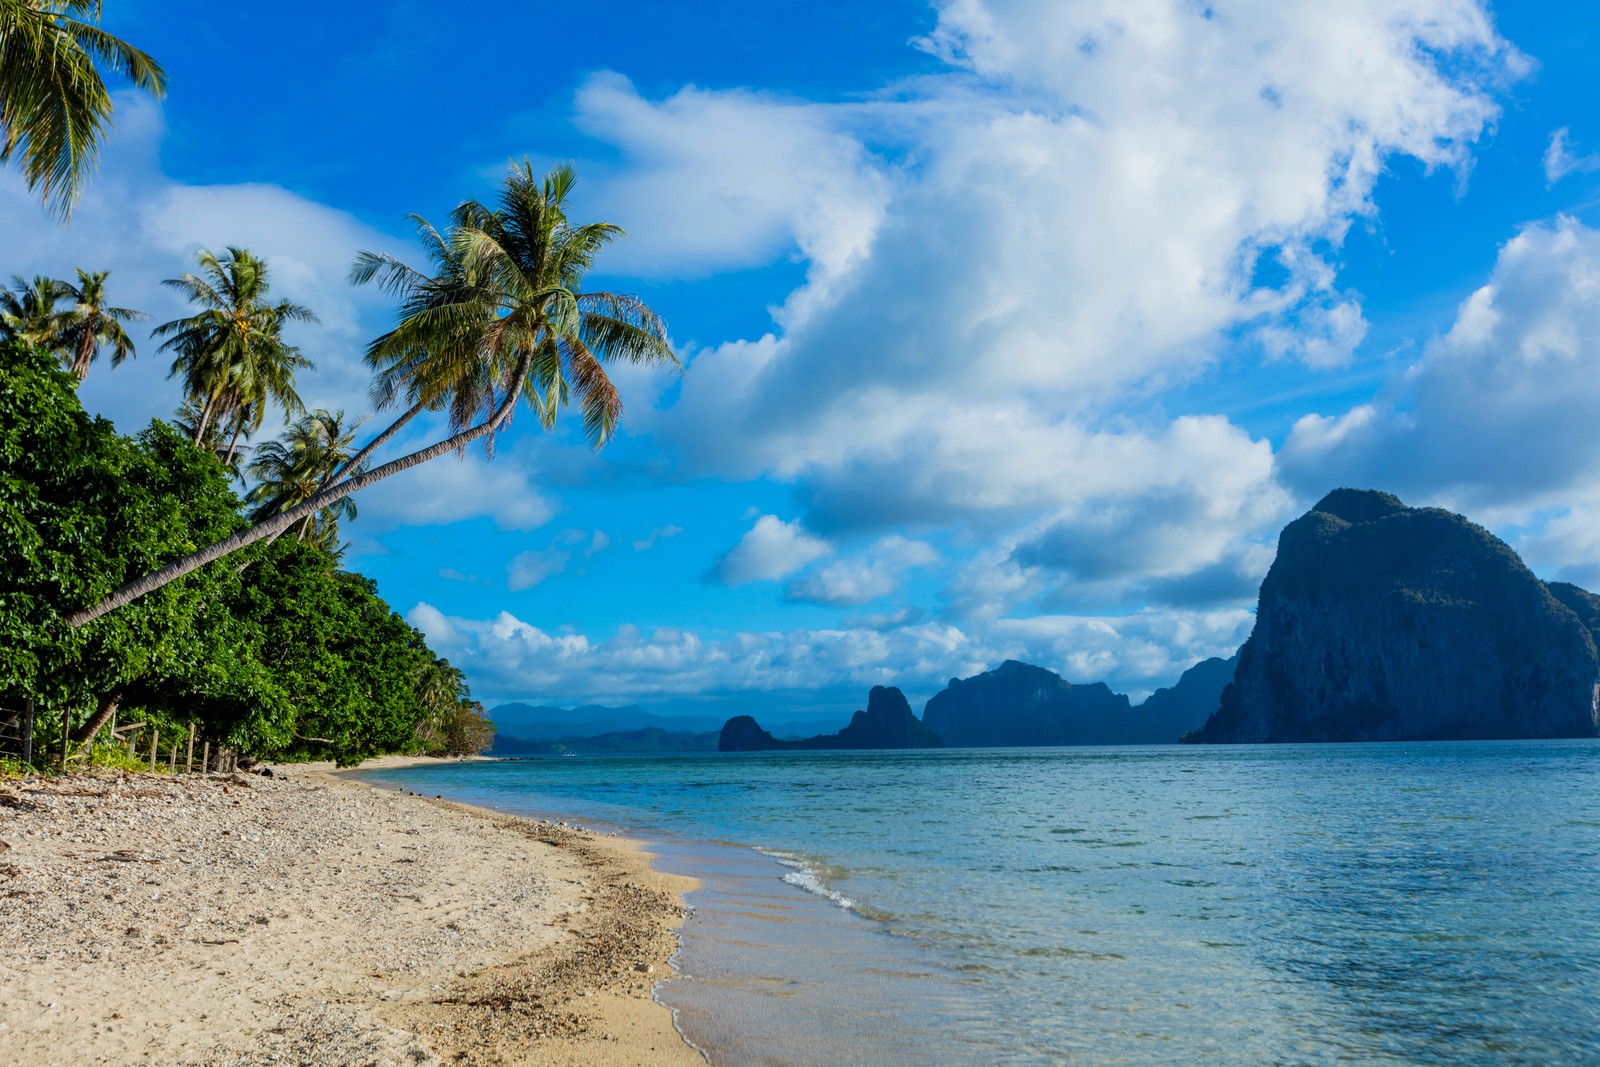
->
[0,758,704,1065]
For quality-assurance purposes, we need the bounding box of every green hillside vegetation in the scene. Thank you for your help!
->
[2,42,666,774]
[0,341,489,767]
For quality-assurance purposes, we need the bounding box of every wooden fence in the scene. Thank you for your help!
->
[0,702,239,774]
[0,702,35,766]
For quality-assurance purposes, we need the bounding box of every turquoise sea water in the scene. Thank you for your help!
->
[359,742,1600,1065]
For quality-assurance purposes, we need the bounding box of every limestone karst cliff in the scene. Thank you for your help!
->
[1134,655,1237,742]
[1192,488,1600,743]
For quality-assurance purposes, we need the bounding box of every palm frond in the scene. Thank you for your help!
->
[352,161,677,458]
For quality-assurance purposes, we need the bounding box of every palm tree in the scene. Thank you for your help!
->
[412,656,466,749]
[67,161,677,628]
[245,409,363,547]
[0,0,167,217]
[0,272,65,347]
[154,247,317,451]
[53,268,143,380]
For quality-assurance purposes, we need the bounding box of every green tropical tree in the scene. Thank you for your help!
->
[53,267,144,380]
[65,162,676,629]
[245,408,363,548]
[0,341,246,750]
[412,656,492,757]
[411,655,464,748]
[153,246,317,452]
[0,0,167,217]
[1,339,477,766]
[0,272,65,347]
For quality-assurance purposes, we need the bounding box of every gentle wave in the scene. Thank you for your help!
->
[755,846,862,912]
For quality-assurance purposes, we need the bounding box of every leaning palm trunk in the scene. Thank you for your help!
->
[65,360,532,628]
[333,399,425,483]
[72,688,124,746]
[71,163,674,629]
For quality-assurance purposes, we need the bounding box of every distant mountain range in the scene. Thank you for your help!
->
[718,664,1232,752]
[920,657,1233,747]
[494,656,1235,757]
[498,487,1600,755]
[1138,657,1239,741]
[492,727,719,756]
[486,702,844,753]
[487,703,725,741]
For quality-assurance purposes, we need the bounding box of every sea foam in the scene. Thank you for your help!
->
[755,847,859,912]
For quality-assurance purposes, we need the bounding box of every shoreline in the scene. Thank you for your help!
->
[0,759,706,1065]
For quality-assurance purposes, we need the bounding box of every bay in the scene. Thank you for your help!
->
[359,740,1600,1065]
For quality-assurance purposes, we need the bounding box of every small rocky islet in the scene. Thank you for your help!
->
[719,686,942,752]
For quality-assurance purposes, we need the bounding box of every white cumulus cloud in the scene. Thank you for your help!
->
[579,0,1523,606]
[358,449,557,532]
[786,535,941,606]
[711,515,831,585]
[1280,217,1600,515]
[1,94,396,436]
[1544,128,1600,184]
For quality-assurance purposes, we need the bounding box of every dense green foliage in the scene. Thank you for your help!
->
[0,341,490,765]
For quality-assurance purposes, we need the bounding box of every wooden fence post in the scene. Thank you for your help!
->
[127,729,138,758]
[147,728,159,772]
[21,699,33,767]
[168,745,178,772]
[58,705,69,770]
[185,728,196,774]
[201,740,211,774]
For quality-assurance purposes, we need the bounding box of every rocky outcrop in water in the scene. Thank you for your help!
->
[1192,488,1600,743]
[920,660,1136,746]
[718,686,943,752]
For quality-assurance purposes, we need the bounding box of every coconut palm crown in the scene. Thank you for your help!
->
[54,267,144,380]
[66,162,677,628]
[0,0,167,217]
[245,409,364,549]
[0,272,65,347]
[349,159,678,458]
[154,247,317,454]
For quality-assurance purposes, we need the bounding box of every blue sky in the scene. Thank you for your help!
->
[7,0,1600,724]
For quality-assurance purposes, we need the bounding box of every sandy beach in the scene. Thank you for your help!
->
[0,759,705,1066]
